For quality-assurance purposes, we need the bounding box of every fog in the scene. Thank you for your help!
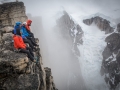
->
[21,0,120,90]
[1,0,120,90]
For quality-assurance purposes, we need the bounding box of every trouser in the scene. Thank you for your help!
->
[19,47,34,61]
[27,30,37,43]
[23,38,35,50]
[29,32,34,38]
[27,30,35,39]
[26,36,37,46]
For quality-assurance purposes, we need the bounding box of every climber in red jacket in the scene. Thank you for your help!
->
[26,20,35,38]
[13,28,37,62]
[26,20,32,31]
[25,19,38,46]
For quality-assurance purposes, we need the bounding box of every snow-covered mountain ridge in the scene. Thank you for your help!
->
[62,12,120,90]
[82,14,120,90]
[83,16,115,34]
[81,14,120,90]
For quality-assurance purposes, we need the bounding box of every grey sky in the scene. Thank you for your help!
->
[17,0,120,19]
[0,0,120,19]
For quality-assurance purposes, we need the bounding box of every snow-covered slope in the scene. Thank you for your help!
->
[70,14,109,90]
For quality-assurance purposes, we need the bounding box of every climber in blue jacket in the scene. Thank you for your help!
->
[21,22,38,47]
[20,22,29,38]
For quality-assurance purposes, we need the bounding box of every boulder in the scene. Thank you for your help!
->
[2,26,14,33]
[3,74,40,90]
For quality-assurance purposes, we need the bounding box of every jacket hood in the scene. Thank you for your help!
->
[15,22,21,26]
[27,20,32,25]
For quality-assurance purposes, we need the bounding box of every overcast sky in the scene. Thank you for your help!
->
[0,0,120,19]
[17,0,120,19]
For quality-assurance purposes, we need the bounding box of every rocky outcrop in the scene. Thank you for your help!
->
[56,11,86,90]
[0,2,57,90]
[117,23,120,32]
[83,16,120,90]
[56,11,83,57]
[83,16,114,34]
[100,22,120,90]
[0,2,27,28]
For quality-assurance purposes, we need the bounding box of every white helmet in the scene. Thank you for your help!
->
[22,22,27,25]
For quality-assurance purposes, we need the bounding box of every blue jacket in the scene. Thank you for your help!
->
[20,26,29,39]
[14,22,21,34]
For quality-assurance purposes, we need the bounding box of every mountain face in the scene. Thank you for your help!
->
[56,11,83,56]
[83,16,114,34]
[100,24,120,90]
[55,11,86,90]
[0,2,27,28]
[0,2,57,90]
[117,23,120,32]
[83,16,120,90]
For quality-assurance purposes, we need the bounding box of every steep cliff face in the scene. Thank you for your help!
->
[0,2,57,90]
[56,11,83,56]
[83,16,114,34]
[0,2,27,28]
[56,11,86,90]
[100,31,120,90]
[117,23,120,32]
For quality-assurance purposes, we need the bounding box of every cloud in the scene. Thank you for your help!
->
[18,0,120,19]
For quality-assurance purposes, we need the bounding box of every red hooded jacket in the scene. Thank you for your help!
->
[26,20,32,31]
[13,35,26,49]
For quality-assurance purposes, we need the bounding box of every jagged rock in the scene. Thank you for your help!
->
[56,11,83,56]
[0,50,29,73]
[102,46,112,60]
[0,2,27,28]
[83,18,93,25]
[0,30,3,43]
[3,74,40,90]
[0,1,57,90]
[45,67,58,90]
[105,33,120,52]
[117,23,120,32]
[2,26,14,33]
[101,33,120,89]
[83,16,114,34]
[2,33,12,41]
[56,11,86,90]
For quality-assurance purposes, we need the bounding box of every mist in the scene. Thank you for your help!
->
[1,0,120,90]
[21,0,120,90]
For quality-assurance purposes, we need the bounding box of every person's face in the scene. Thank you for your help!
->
[28,23,31,26]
